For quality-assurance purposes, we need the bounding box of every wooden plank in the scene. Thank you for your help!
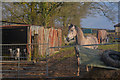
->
[41,27,44,56]
[58,29,62,47]
[27,26,32,61]
[38,27,40,56]
[54,29,58,51]
[48,28,52,55]
[35,27,62,56]
[44,28,49,56]
[38,27,44,56]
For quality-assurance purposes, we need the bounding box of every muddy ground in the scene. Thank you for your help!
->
[2,48,120,80]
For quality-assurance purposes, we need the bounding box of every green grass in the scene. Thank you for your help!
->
[98,44,120,52]
[52,43,120,61]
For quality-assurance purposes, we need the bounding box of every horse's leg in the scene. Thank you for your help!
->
[98,39,100,44]
[86,65,93,72]
[103,38,106,43]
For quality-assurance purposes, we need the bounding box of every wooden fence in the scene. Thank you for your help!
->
[31,26,62,56]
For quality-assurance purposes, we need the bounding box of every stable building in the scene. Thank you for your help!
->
[0,21,31,44]
[114,23,120,37]
[0,21,62,57]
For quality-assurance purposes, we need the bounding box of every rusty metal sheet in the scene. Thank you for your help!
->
[54,29,58,51]
[32,27,62,56]
[49,28,54,54]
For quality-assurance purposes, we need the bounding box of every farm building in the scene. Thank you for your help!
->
[0,21,62,57]
[82,28,110,34]
[1,22,28,44]
[114,23,120,36]
[82,28,93,33]
[82,27,115,34]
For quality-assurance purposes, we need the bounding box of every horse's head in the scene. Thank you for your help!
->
[66,24,77,42]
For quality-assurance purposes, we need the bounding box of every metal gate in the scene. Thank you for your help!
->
[1,43,49,79]
[1,42,120,79]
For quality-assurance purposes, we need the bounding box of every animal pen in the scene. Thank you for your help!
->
[0,21,120,79]
[0,21,63,78]
[1,42,120,79]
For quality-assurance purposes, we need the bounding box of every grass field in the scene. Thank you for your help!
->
[53,43,120,61]
[98,44,120,52]
[50,43,120,78]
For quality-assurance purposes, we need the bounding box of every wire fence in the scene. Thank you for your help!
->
[48,42,120,77]
[49,42,120,48]
[0,42,120,78]
[1,43,49,78]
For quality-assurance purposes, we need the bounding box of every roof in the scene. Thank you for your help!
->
[0,21,31,29]
[114,23,120,27]
[0,21,26,25]
[0,25,31,29]
[81,27,109,30]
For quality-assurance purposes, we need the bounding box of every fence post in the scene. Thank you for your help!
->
[46,42,49,77]
[17,48,20,79]
[33,34,38,63]
[27,26,32,61]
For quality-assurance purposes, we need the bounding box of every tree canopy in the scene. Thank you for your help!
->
[2,2,118,28]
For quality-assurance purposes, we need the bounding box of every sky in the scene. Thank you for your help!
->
[81,2,118,30]
[81,14,118,30]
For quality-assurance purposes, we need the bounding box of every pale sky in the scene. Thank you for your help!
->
[81,14,118,30]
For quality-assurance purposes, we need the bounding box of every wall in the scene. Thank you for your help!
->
[115,27,120,33]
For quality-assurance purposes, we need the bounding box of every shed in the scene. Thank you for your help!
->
[0,21,62,59]
[82,28,92,33]
[0,21,32,44]
[0,21,32,59]
[114,23,120,36]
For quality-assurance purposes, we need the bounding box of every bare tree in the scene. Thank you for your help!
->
[2,2,118,27]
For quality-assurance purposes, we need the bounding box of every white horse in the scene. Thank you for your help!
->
[66,24,98,76]
[66,24,98,49]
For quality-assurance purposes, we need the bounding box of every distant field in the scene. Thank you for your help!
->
[98,44,120,52]
[53,43,120,61]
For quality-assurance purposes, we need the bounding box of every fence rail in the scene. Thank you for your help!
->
[50,42,120,48]
[0,42,120,78]
[1,43,49,78]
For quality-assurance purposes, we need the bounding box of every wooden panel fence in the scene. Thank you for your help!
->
[31,26,62,56]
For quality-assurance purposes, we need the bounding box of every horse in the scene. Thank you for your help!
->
[97,30,108,44]
[66,24,98,76]
[66,24,98,49]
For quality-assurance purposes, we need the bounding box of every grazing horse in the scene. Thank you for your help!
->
[97,30,108,44]
[66,24,98,76]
